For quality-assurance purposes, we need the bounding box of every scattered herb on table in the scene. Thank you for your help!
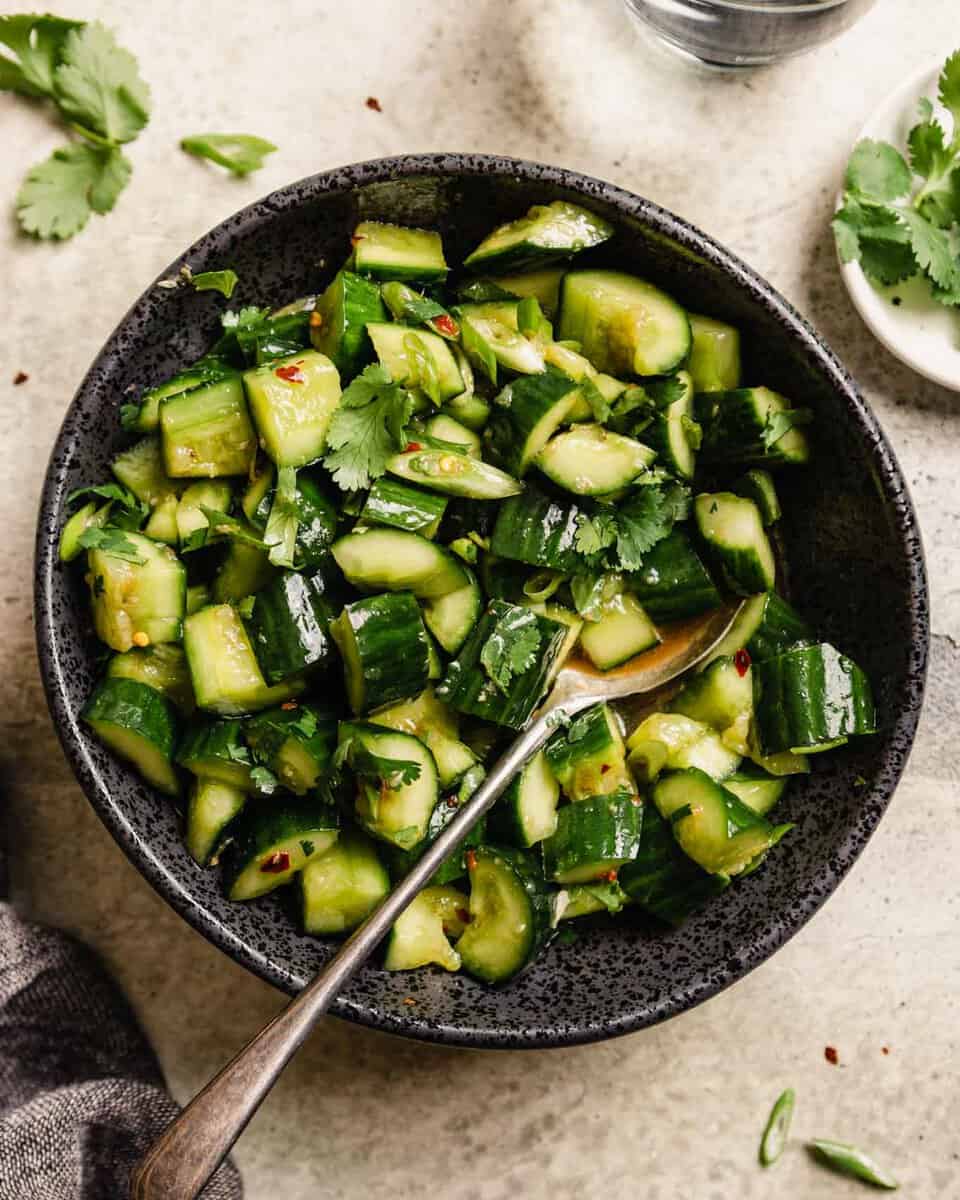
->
[180,133,277,177]
[758,1088,795,1167]
[808,1139,899,1190]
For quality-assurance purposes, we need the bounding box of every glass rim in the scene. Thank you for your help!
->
[650,0,857,10]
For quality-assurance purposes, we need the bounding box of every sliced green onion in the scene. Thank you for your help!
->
[808,1139,898,1190]
[522,569,566,602]
[759,1088,794,1167]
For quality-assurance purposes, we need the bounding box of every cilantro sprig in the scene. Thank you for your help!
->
[333,736,422,790]
[323,365,415,492]
[572,481,691,574]
[479,606,542,694]
[834,50,960,302]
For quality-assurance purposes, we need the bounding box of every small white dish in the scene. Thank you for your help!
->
[838,59,960,392]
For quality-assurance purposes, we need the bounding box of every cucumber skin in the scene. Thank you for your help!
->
[388,797,487,887]
[81,677,180,792]
[246,572,336,685]
[220,797,340,898]
[361,478,447,538]
[545,704,628,800]
[752,643,876,754]
[490,486,587,574]
[292,473,339,567]
[310,270,386,376]
[747,593,812,663]
[485,366,579,476]
[176,718,252,788]
[335,593,431,715]
[695,388,810,467]
[625,529,722,622]
[541,794,643,882]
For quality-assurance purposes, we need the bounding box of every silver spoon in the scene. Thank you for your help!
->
[131,601,741,1200]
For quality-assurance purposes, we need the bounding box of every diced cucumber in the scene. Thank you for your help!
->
[625,528,722,622]
[627,712,740,782]
[361,478,448,539]
[351,221,448,282]
[111,436,182,507]
[129,363,235,434]
[669,655,753,735]
[421,569,483,655]
[542,793,642,884]
[464,201,613,272]
[723,764,789,817]
[456,846,555,983]
[384,885,467,971]
[244,704,337,795]
[341,721,439,850]
[545,703,635,800]
[243,350,341,468]
[186,584,211,615]
[245,571,335,684]
[554,880,630,920]
[695,492,776,595]
[144,493,179,544]
[81,677,181,796]
[490,486,588,574]
[88,532,186,652]
[423,412,482,457]
[331,592,431,715]
[579,592,661,670]
[222,797,339,901]
[369,688,477,790]
[186,777,246,865]
[643,370,699,480]
[381,281,460,340]
[299,830,390,934]
[59,500,108,562]
[331,528,469,598]
[212,538,276,604]
[387,449,523,500]
[558,269,692,377]
[106,643,195,715]
[443,390,491,432]
[733,468,781,526]
[536,423,655,495]
[696,387,811,467]
[310,269,386,376]
[488,750,559,847]
[485,366,579,476]
[457,302,546,377]
[176,718,253,791]
[652,767,792,877]
[487,266,566,316]
[386,770,487,886]
[700,590,812,669]
[242,461,274,528]
[175,480,233,549]
[687,313,741,392]
[184,604,304,715]
[160,376,256,478]
[752,642,876,755]
[367,323,464,403]
[540,602,584,683]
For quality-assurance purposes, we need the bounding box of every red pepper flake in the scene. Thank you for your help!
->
[734,648,752,677]
[275,364,306,384]
[465,849,478,873]
[432,314,458,337]
[309,310,323,328]
[602,869,618,883]
[261,850,291,874]
[882,1046,890,1056]
[13,371,28,386]
[350,234,367,246]
[446,796,460,809]
[600,763,610,775]
[824,1045,839,1065]
[403,996,417,1006]
[365,96,382,112]
[456,908,471,924]
[405,441,422,452]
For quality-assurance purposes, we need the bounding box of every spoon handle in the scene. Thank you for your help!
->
[130,701,585,1200]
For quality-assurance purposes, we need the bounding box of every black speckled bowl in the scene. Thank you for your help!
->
[35,155,928,1049]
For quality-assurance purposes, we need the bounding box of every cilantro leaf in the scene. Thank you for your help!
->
[250,765,279,795]
[334,736,421,789]
[197,507,270,551]
[897,208,960,290]
[574,511,617,559]
[938,48,960,127]
[191,269,239,298]
[832,198,917,285]
[570,571,622,622]
[76,525,145,563]
[845,138,912,203]
[66,481,144,516]
[323,365,415,491]
[263,467,300,568]
[0,14,81,98]
[613,483,689,572]
[908,117,951,180]
[54,22,150,145]
[762,407,813,451]
[479,606,541,694]
[16,142,130,239]
[180,133,277,177]
[643,375,686,409]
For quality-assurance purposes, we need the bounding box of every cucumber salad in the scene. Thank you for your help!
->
[60,200,877,985]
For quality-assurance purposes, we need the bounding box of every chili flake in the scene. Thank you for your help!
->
[365,96,382,112]
[309,311,323,328]
[431,314,458,337]
[465,850,478,873]
[602,869,618,883]
[456,908,471,924]
[405,442,422,452]
[261,851,291,874]
[600,763,610,775]
[403,996,417,1006]
[734,648,752,677]
[824,1045,839,1066]
[281,701,298,711]
[13,371,28,386]
[275,363,306,384]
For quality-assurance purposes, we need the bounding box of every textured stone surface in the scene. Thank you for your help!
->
[2,0,957,1195]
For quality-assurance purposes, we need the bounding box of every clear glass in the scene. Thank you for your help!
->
[623,0,878,68]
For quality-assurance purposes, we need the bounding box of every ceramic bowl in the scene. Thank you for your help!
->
[35,155,928,1048]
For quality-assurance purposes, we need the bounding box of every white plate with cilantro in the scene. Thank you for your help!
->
[834,53,960,391]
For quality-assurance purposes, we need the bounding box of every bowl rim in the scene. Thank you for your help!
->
[34,153,929,1048]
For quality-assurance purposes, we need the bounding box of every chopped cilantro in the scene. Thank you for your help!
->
[323,365,415,491]
[574,510,618,559]
[180,133,277,177]
[76,525,145,563]
[0,14,81,99]
[190,269,239,298]
[67,481,144,517]
[761,407,813,451]
[613,482,690,572]
[250,765,279,794]
[263,467,300,568]
[299,838,316,857]
[334,736,421,790]
[479,606,542,694]
[53,21,150,144]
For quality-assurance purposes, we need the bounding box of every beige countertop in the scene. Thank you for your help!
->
[2,1,957,1195]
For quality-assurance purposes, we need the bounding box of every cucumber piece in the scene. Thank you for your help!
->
[244,704,338,795]
[541,602,584,684]
[88,532,186,652]
[487,266,566,316]
[625,528,722,622]
[695,492,776,595]
[366,323,464,403]
[143,494,179,544]
[211,538,276,604]
[437,601,568,730]
[464,201,613,272]
[752,642,876,755]
[542,793,642,884]
[669,655,753,734]
[330,593,431,714]
[129,363,235,434]
[242,461,273,528]
[456,846,555,983]
[186,583,211,615]
[554,880,630,920]
[245,571,335,684]
[176,717,253,790]
[545,703,635,800]
[386,771,487,886]
[457,302,546,377]
[619,803,729,926]
[687,313,741,392]
[310,269,386,376]
[490,486,586,574]
[186,777,246,865]
[558,269,692,377]
[384,885,467,971]
[381,281,459,340]
[361,479,447,540]
[81,677,181,797]
[111,436,182,508]
[733,468,781,526]
[643,370,698,480]
[387,449,522,500]
[488,750,559,847]
[350,221,447,282]
[160,376,256,479]
[60,500,108,562]
[175,480,233,550]
[723,764,789,817]
[290,472,339,568]
[369,688,477,790]
[423,412,482,457]
[242,350,341,468]
[421,568,483,655]
[340,721,439,849]
[696,387,811,467]
[627,712,740,782]
[579,592,661,670]
[536,423,655,495]
[485,367,579,476]
[106,643,195,716]
[331,527,469,598]
[443,390,491,432]
[184,604,304,716]
[222,797,339,901]
[300,829,390,935]
[653,767,792,876]
[701,590,812,668]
